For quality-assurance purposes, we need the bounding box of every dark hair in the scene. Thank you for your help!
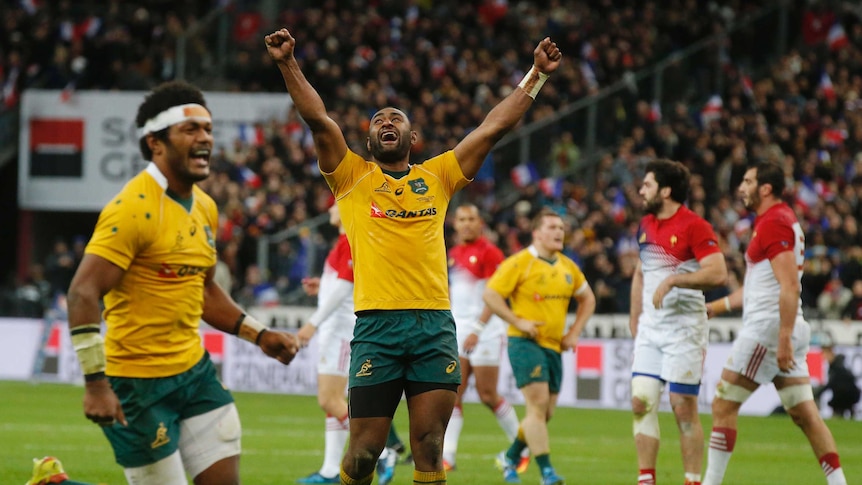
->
[644,158,690,203]
[751,160,785,197]
[531,207,562,231]
[136,81,208,160]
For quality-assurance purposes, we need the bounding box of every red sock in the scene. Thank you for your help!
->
[819,452,841,476]
[638,468,656,485]
[709,427,737,451]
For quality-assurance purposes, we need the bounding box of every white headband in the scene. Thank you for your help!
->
[139,103,211,138]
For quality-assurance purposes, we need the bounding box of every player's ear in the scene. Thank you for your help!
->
[366,137,372,153]
[410,130,418,146]
[146,134,163,156]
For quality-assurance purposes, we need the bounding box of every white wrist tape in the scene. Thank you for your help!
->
[237,314,268,345]
[518,66,550,100]
[470,320,487,335]
[723,296,732,312]
[71,324,106,378]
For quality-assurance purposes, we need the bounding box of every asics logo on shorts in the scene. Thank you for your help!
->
[355,359,373,377]
[446,361,457,374]
[151,422,170,449]
[530,365,542,378]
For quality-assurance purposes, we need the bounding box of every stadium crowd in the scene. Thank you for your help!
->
[4,0,862,327]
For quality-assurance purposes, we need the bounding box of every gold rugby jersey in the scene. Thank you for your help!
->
[86,163,217,377]
[487,246,588,352]
[322,149,469,311]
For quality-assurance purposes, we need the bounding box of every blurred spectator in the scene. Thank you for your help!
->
[817,274,853,319]
[814,344,861,419]
[43,240,76,296]
[6,0,862,320]
[547,131,580,178]
[236,264,279,308]
[840,279,862,321]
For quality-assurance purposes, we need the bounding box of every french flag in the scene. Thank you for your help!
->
[700,95,723,127]
[647,100,661,122]
[238,123,266,146]
[610,187,627,224]
[538,177,563,198]
[828,23,849,51]
[820,72,835,101]
[741,72,754,98]
[511,163,539,188]
[59,17,102,42]
[580,60,598,91]
[239,166,261,189]
[823,128,847,147]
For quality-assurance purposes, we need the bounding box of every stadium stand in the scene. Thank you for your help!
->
[2,0,862,328]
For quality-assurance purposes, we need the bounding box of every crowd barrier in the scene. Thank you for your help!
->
[3,314,861,419]
[248,307,862,346]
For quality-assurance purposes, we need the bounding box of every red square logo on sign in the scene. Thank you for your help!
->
[29,119,84,177]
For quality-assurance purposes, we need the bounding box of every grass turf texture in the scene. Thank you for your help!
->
[1,381,859,484]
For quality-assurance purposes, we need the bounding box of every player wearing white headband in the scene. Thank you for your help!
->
[66,80,299,485]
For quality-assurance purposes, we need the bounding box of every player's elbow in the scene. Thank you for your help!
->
[67,281,99,309]
[482,287,500,307]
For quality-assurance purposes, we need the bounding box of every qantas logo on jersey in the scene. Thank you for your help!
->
[157,263,207,278]
[386,208,437,218]
[534,292,573,301]
[370,202,387,218]
[370,200,438,219]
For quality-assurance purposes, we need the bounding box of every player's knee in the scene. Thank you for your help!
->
[477,387,499,408]
[632,395,648,416]
[714,379,752,404]
[778,384,813,410]
[631,376,662,439]
[631,376,661,416]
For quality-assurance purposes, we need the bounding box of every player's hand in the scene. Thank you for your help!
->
[259,330,300,365]
[777,336,795,373]
[534,37,562,75]
[561,332,579,352]
[463,333,479,353]
[513,318,544,339]
[83,379,127,427]
[652,276,675,310]
[297,323,316,348]
[705,302,717,320]
[301,277,320,296]
[265,28,296,63]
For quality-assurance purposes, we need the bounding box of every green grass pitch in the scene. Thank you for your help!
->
[1,381,859,484]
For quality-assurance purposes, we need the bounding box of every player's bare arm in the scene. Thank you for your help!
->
[652,252,728,309]
[265,28,347,173]
[67,254,128,427]
[562,284,596,351]
[629,260,644,337]
[771,250,802,372]
[202,266,299,365]
[454,37,562,179]
[706,287,743,319]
